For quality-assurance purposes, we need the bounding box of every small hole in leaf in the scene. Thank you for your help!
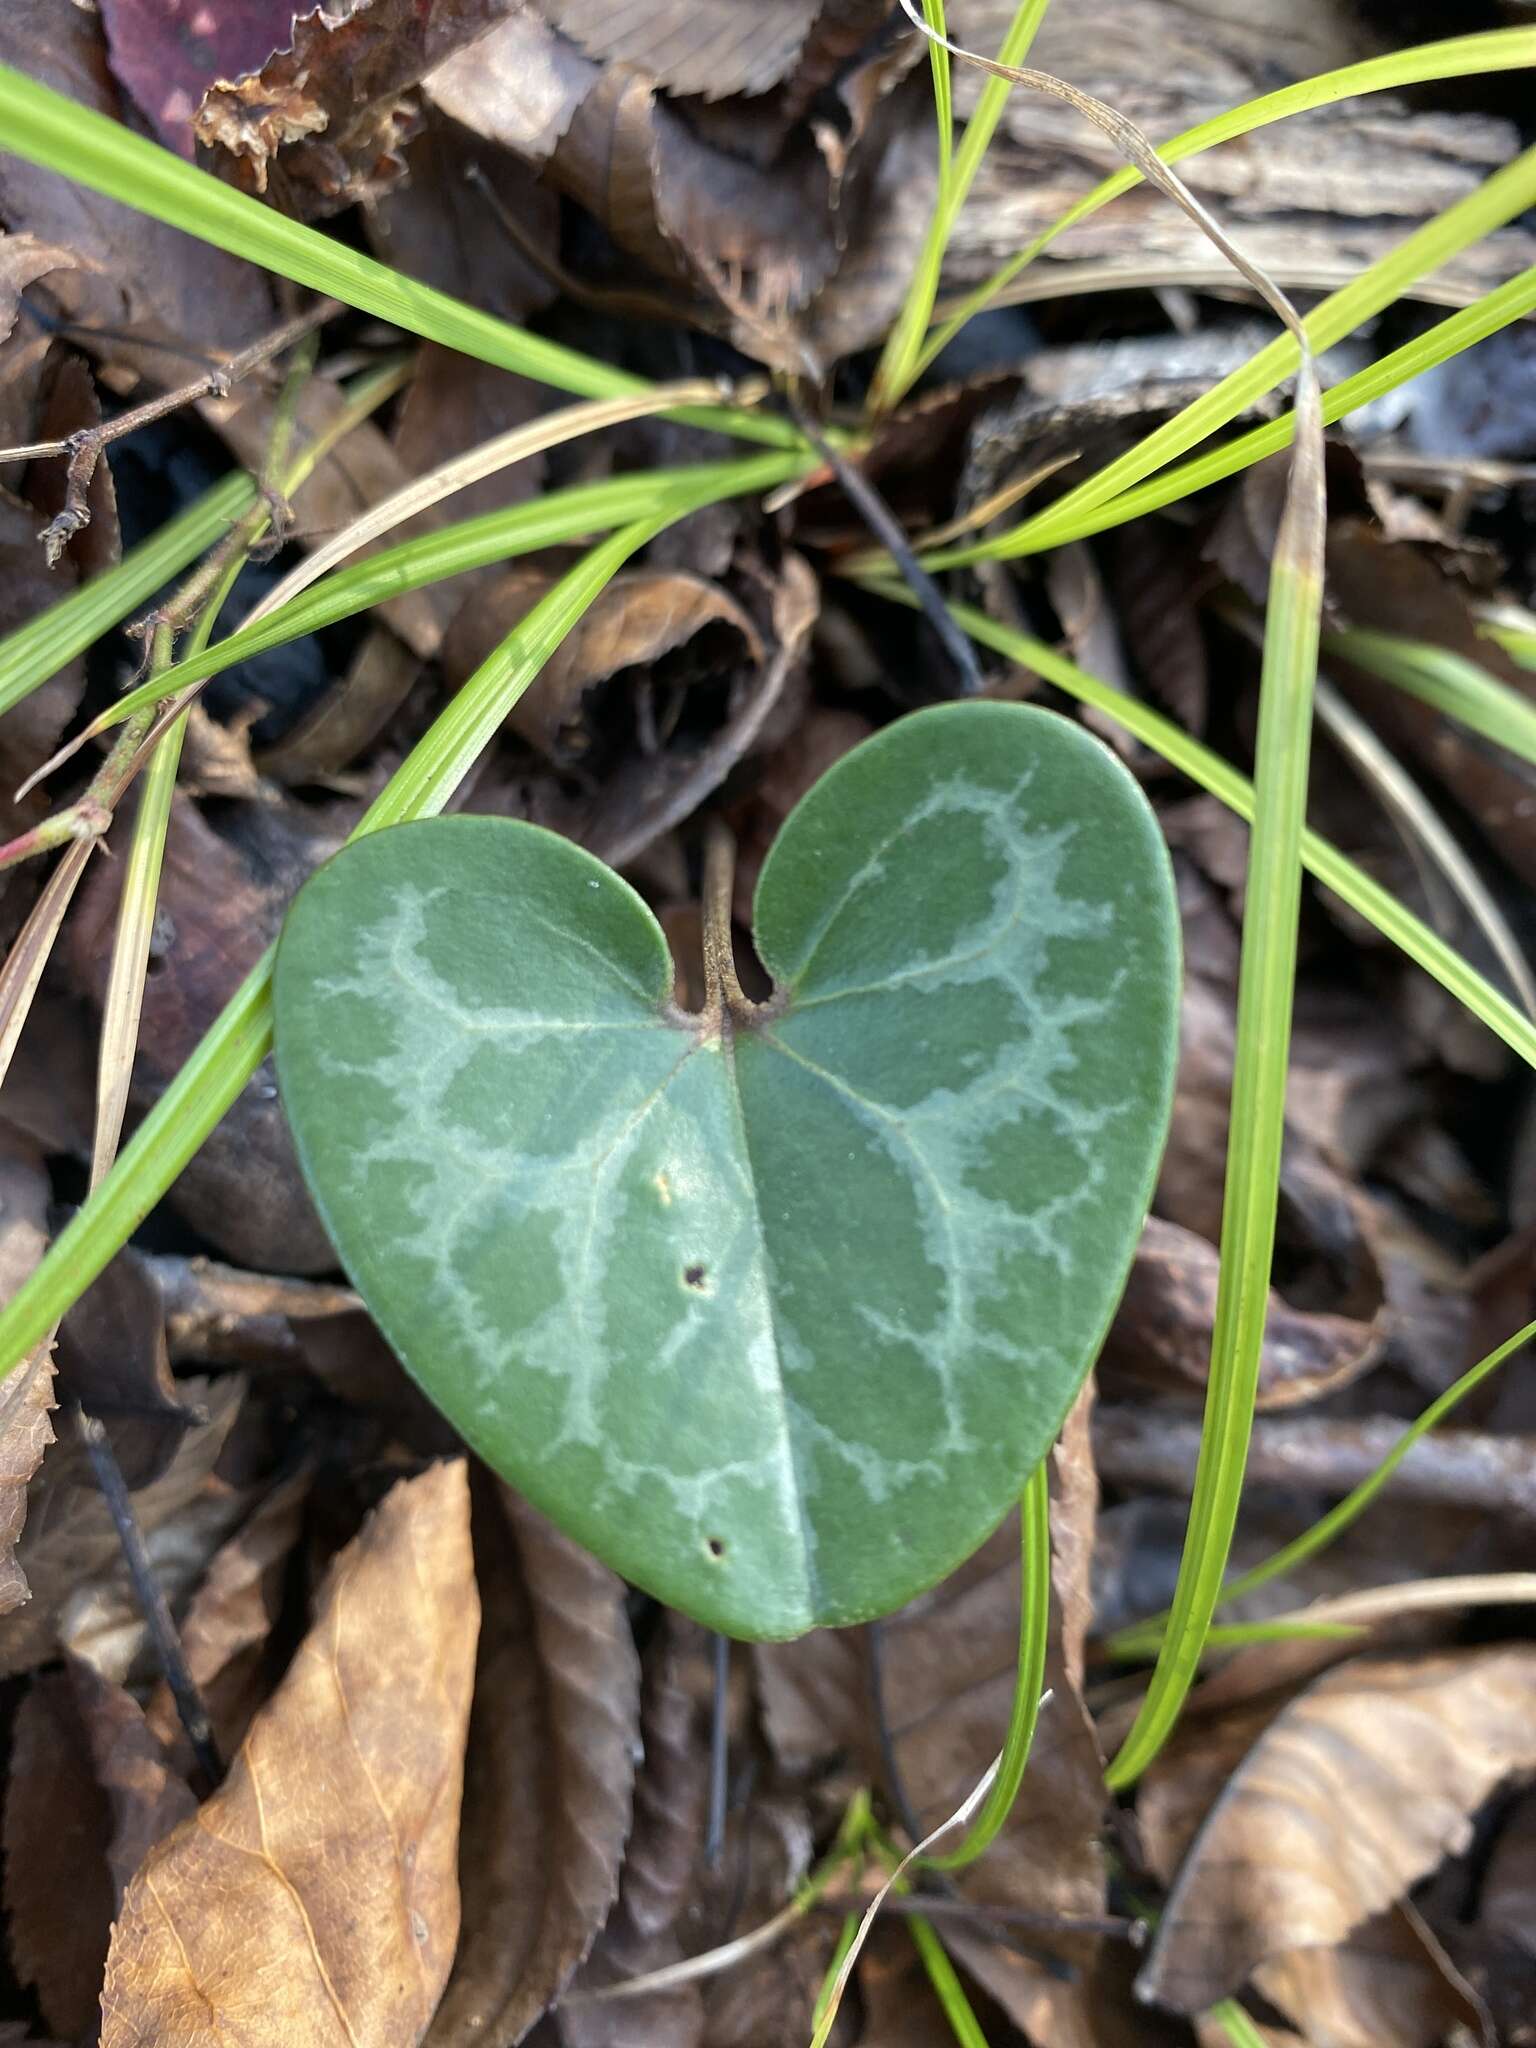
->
[684,1264,707,1289]
[707,1537,725,1558]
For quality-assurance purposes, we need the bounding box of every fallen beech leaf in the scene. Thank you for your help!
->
[557,1616,709,2047]
[1253,1902,1491,2048]
[427,1481,639,2045]
[1140,1646,1536,2014]
[100,1461,479,2048]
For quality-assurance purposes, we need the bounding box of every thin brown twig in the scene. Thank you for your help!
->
[0,298,338,565]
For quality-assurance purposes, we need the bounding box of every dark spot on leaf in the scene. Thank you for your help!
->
[707,1537,725,1558]
[684,1264,707,1289]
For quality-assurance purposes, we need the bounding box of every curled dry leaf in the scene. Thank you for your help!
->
[1140,1646,1536,2015]
[426,1481,639,2046]
[1102,1215,1383,1411]
[97,0,307,155]
[101,1461,479,2048]
[67,1654,198,1902]
[57,1246,197,1490]
[557,1616,709,2048]
[1252,1902,1491,2048]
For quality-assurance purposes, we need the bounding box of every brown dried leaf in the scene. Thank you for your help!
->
[1140,1646,1536,2014]
[0,486,86,798]
[557,1616,709,2048]
[0,0,273,376]
[100,1461,479,2048]
[541,0,821,100]
[1102,1215,1383,1411]
[57,1247,197,1490]
[0,230,77,346]
[427,1480,639,2045]
[195,0,519,214]
[1253,1902,1491,2048]
[0,1374,243,1681]
[3,1669,118,2039]
[68,1654,198,1901]
[144,1470,312,1764]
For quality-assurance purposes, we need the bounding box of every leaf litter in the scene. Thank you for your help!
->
[0,0,1535,2041]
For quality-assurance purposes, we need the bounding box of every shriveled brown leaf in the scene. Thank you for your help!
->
[195,0,518,213]
[427,1480,639,2046]
[0,1374,243,1681]
[1140,1646,1536,2014]
[0,230,77,345]
[541,0,821,99]
[99,0,304,155]
[144,1469,312,1764]
[101,1461,479,2048]
[1102,1215,1383,1411]
[557,1616,709,2048]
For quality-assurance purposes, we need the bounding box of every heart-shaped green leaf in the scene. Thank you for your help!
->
[273,703,1179,1637]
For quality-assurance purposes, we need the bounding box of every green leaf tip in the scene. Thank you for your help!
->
[273,702,1180,1636]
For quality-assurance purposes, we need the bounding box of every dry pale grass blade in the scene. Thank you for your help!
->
[0,836,93,1094]
[1140,1644,1536,2015]
[1313,675,1536,1024]
[236,381,739,636]
[1275,1572,1536,1634]
[99,1462,479,2048]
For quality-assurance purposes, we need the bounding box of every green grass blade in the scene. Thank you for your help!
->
[1104,359,1326,1788]
[905,1917,992,2048]
[1324,627,1536,770]
[870,0,1051,412]
[1207,1998,1272,2048]
[1103,1317,1536,1659]
[922,0,954,180]
[0,472,254,721]
[917,26,1536,377]
[944,265,1536,559]
[1478,614,1536,672]
[920,141,1536,569]
[925,1459,1050,1871]
[0,63,801,451]
[78,454,807,738]
[856,584,1536,1070]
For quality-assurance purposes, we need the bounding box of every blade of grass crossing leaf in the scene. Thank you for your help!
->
[905,1917,990,2048]
[1104,364,1327,1790]
[0,472,253,722]
[1477,611,1536,672]
[870,0,1052,411]
[916,26,1536,377]
[1103,1317,1536,1659]
[858,585,1536,1069]
[919,141,1536,568]
[925,1458,1050,1870]
[1324,627,1536,771]
[0,64,801,452]
[0,451,796,1376]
